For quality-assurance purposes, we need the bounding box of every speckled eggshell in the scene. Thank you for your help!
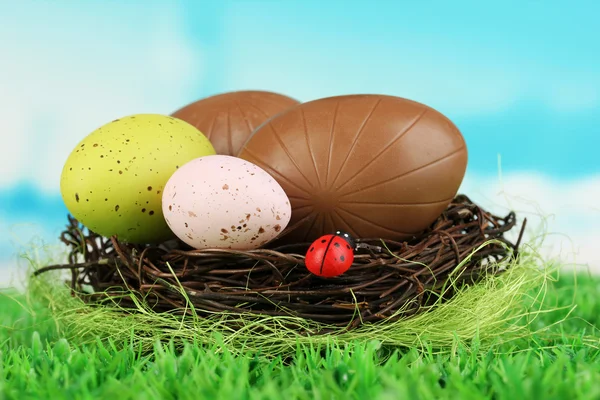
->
[162,155,291,250]
[60,114,216,244]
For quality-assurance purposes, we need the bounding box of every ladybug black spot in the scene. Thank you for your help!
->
[346,244,351,249]
[309,247,314,252]
[321,239,326,243]
[334,242,340,248]
[340,255,345,262]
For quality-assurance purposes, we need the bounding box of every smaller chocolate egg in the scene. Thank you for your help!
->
[162,155,292,250]
[171,90,300,156]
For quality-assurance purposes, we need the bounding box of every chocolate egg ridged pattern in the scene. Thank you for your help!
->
[171,90,300,156]
[237,94,468,244]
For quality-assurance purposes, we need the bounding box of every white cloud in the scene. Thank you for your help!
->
[0,2,203,193]
[0,253,70,291]
[0,218,68,290]
[460,172,600,273]
[0,260,23,290]
[0,259,35,290]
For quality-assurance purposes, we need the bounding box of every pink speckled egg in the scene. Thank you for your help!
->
[162,155,292,250]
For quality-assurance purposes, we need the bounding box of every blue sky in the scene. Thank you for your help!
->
[1,0,599,282]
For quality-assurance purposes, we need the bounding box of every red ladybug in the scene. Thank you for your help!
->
[305,230,356,278]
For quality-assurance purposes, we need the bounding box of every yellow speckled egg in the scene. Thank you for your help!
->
[60,114,216,244]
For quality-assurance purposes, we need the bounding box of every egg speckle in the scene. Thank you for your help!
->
[60,114,216,244]
[162,155,291,250]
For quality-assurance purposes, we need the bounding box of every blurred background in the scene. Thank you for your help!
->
[1,0,598,287]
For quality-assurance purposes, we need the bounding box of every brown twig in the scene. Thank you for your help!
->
[34,195,520,329]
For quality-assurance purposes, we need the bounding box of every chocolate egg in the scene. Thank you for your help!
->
[171,90,300,156]
[237,94,468,244]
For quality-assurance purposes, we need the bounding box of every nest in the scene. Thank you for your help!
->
[35,195,524,330]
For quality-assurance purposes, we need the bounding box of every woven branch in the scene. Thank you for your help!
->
[35,194,525,329]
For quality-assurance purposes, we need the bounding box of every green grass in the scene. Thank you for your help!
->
[2,266,600,399]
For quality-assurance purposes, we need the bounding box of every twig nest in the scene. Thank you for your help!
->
[36,195,522,330]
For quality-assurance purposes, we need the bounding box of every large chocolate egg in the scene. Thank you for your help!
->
[171,90,300,156]
[237,94,468,243]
